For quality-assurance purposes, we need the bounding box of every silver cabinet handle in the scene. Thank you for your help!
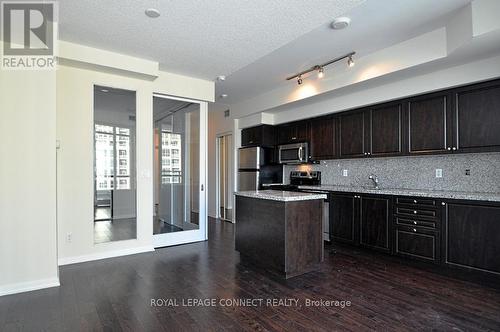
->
[441,202,446,206]
[413,210,417,214]
[368,152,371,155]
[292,137,297,140]
[413,221,417,225]
[364,152,368,156]
[452,147,457,151]
[447,147,451,151]
[413,228,417,232]
[413,200,417,204]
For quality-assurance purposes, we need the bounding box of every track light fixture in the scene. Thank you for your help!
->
[317,67,324,79]
[287,51,355,84]
[347,55,355,67]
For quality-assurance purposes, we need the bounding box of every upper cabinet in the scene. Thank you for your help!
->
[339,102,403,158]
[368,102,404,157]
[277,121,309,145]
[241,78,500,160]
[241,125,276,147]
[406,92,452,155]
[453,80,500,153]
[339,110,366,158]
[309,116,337,160]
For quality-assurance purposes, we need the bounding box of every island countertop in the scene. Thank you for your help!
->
[235,190,327,202]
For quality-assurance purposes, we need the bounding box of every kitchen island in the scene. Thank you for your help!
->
[235,190,326,279]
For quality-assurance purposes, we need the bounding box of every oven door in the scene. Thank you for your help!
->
[278,143,308,164]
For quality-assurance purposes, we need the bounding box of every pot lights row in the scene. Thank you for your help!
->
[287,52,355,85]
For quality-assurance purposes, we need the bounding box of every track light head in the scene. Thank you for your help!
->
[318,67,324,79]
[347,55,355,68]
[297,76,303,85]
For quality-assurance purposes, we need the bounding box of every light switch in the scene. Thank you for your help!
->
[342,169,348,177]
[435,169,443,178]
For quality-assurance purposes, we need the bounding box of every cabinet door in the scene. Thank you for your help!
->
[360,196,391,253]
[368,103,403,157]
[241,127,259,147]
[406,93,452,155]
[330,194,357,245]
[295,121,310,142]
[339,111,366,158]
[310,116,337,160]
[445,202,500,274]
[454,81,500,153]
[277,124,295,144]
[395,226,439,263]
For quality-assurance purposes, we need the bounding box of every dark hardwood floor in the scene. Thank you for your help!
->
[1,218,500,331]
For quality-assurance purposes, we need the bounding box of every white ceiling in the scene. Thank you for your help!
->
[58,0,365,80]
[216,0,471,104]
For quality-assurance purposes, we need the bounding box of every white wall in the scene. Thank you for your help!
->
[0,69,59,296]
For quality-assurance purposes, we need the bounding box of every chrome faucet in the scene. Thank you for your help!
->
[368,174,379,189]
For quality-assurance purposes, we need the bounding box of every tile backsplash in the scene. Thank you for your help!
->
[285,153,500,193]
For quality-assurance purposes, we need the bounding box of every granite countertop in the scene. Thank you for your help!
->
[298,185,500,202]
[235,190,327,202]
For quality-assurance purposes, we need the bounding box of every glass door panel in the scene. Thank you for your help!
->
[152,94,207,247]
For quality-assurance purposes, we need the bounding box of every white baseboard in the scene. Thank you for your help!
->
[0,277,60,297]
[58,246,155,266]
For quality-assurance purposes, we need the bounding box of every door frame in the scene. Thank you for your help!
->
[152,93,208,247]
[215,132,233,222]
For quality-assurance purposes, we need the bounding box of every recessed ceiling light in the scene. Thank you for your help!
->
[331,17,351,30]
[216,75,226,82]
[145,8,160,18]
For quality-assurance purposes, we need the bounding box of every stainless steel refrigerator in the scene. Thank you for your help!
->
[237,147,264,191]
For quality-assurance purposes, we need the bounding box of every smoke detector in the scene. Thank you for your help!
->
[331,17,351,30]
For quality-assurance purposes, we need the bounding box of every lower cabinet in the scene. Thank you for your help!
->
[330,194,357,245]
[359,196,391,253]
[330,194,391,253]
[395,226,439,263]
[329,192,500,278]
[444,201,500,274]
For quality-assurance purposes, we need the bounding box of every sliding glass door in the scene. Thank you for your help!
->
[152,94,207,247]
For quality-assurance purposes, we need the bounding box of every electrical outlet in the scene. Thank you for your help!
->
[465,169,471,176]
[435,169,443,178]
[342,169,348,177]
[66,233,72,243]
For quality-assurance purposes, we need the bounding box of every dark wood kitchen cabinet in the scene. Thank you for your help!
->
[339,110,366,158]
[444,201,500,274]
[359,195,391,253]
[330,193,391,253]
[277,121,309,145]
[406,92,452,155]
[330,194,357,245]
[367,102,404,157]
[241,125,276,147]
[452,80,500,153]
[309,116,337,160]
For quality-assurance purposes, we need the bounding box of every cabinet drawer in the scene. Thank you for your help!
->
[395,217,436,229]
[396,197,437,207]
[395,226,439,262]
[395,207,439,220]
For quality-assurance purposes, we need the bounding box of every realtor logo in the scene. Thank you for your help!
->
[1,1,57,70]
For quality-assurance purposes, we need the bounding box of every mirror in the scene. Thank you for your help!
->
[93,85,137,243]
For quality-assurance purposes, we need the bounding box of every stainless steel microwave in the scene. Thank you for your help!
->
[278,142,308,164]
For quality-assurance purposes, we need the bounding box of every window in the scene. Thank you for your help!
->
[95,124,132,190]
[161,132,182,184]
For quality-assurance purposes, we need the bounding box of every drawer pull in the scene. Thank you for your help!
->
[413,228,417,232]
[413,210,417,214]
[413,200,417,204]
[413,221,417,225]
